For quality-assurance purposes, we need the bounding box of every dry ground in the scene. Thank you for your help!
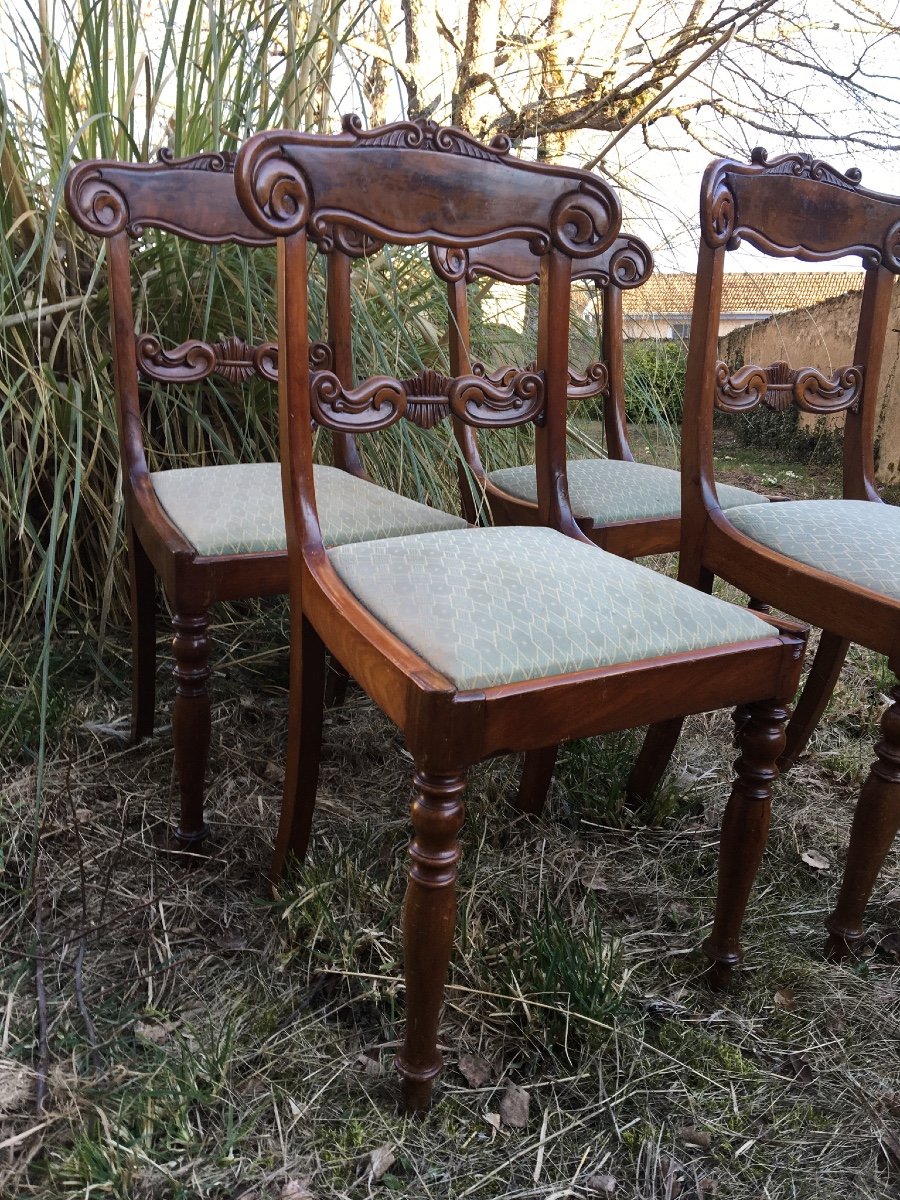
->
[2,598,900,1199]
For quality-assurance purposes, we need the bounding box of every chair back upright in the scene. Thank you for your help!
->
[234,115,623,560]
[64,152,370,507]
[429,234,654,519]
[684,147,900,567]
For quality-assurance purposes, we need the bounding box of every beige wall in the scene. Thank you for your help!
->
[719,285,900,484]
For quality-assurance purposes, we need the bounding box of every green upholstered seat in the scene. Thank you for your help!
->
[488,458,767,523]
[328,526,772,690]
[726,499,900,601]
[150,462,467,557]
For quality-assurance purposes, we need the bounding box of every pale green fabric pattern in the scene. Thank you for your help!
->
[726,499,900,600]
[150,462,467,556]
[488,458,767,522]
[328,526,772,690]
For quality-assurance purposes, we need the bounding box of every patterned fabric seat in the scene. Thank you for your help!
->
[151,462,467,556]
[329,525,771,690]
[488,458,767,523]
[726,499,900,600]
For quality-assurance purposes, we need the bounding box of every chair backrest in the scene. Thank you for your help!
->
[686,147,900,513]
[428,233,654,515]
[64,151,343,487]
[234,115,623,546]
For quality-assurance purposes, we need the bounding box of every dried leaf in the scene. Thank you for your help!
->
[876,931,900,961]
[134,1019,178,1045]
[366,1144,396,1181]
[0,1062,32,1113]
[355,1051,384,1077]
[579,862,608,891]
[801,849,830,870]
[484,1111,502,1133]
[282,1180,316,1200]
[779,1052,814,1084]
[264,760,281,782]
[699,1178,719,1196]
[677,1125,712,1149]
[584,1172,617,1194]
[280,1182,316,1200]
[499,1083,530,1129]
[458,1052,492,1088]
[773,987,796,1012]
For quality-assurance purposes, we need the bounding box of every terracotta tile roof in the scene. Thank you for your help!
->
[622,271,865,317]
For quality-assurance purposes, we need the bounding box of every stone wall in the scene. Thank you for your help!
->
[719,282,900,483]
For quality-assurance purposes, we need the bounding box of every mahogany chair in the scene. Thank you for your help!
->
[629,147,900,958]
[64,152,467,847]
[234,115,806,1111]
[437,234,767,555]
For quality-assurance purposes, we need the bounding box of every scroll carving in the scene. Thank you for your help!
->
[608,239,654,289]
[550,186,616,258]
[341,112,513,160]
[156,148,237,173]
[235,141,311,235]
[135,335,332,384]
[748,146,863,190]
[428,244,470,283]
[715,359,863,415]
[309,370,407,432]
[449,368,544,427]
[566,361,609,400]
[65,165,130,237]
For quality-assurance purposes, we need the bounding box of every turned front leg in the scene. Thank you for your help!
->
[172,610,211,847]
[826,679,900,958]
[396,769,465,1113]
[703,699,788,988]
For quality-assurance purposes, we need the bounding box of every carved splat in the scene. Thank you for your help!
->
[135,334,334,384]
[714,359,863,415]
[449,367,545,427]
[309,370,407,432]
[398,368,454,429]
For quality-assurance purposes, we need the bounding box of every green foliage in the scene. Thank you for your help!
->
[506,899,622,1047]
[623,338,687,427]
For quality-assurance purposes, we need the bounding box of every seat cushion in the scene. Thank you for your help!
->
[328,526,772,690]
[726,499,900,601]
[150,462,467,556]
[488,458,767,523]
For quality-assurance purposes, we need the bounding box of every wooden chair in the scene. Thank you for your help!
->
[629,147,900,958]
[234,115,806,1111]
[437,234,767,556]
[64,151,467,847]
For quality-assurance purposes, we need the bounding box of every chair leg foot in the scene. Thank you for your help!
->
[172,610,211,847]
[514,745,557,815]
[825,678,900,957]
[396,768,465,1114]
[129,530,157,743]
[778,631,850,771]
[702,698,788,984]
[271,616,327,883]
